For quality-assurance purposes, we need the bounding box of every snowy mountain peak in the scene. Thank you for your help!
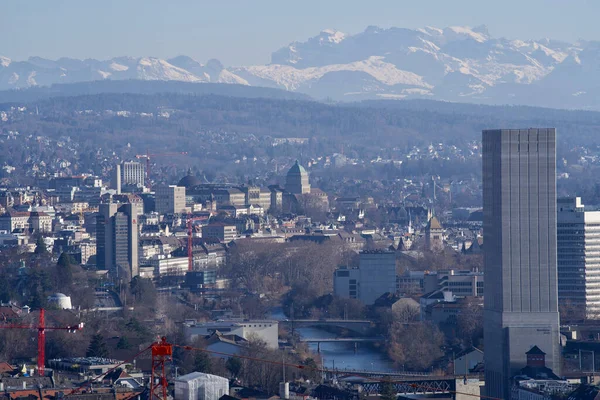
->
[444,26,490,43]
[1,25,599,110]
[319,29,346,44]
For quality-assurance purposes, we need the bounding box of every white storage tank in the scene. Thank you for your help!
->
[47,293,72,310]
[174,372,229,400]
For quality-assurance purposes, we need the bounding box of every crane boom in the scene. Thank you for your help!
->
[0,308,84,376]
[134,150,188,188]
[187,215,209,271]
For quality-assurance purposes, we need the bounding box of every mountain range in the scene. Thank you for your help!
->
[2,25,599,110]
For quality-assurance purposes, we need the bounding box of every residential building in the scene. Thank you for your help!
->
[191,243,227,270]
[96,199,142,277]
[80,240,96,265]
[202,223,236,243]
[335,197,361,212]
[239,185,271,209]
[268,185,284,211]
[147,256,189,277]
[333,250,396,305]
[184,320,279,349]
[333,267,360,300]
[358,250,396,305]
[155,185,187,214]
[29,211,52,233]
[453,347,484,375]
[424,270,484,298]
[185,270,217,292]
[510,347,574,400]
[557,197,600,318]
[204,331,248,360]
[483,128,561,399]
[189,187,246,207]
[397,271,426,294]
[0,210,30,232]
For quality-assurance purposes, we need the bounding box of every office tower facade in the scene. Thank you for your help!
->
[557,197,600,318]
[97,200,141,278]
[155,185,187,214]
[121,161,146,187]
[483,128,560,399]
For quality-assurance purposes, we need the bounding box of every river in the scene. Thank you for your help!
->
[270,308,395,372]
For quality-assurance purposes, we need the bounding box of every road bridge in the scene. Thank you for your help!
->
[330,375,483,396]
[299,336,385,352]
[280,319,374,335]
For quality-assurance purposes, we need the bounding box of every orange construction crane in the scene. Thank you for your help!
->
[0,309,84,376]
[135,150,188,188]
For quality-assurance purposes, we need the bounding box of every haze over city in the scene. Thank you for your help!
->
[2,2,600,400]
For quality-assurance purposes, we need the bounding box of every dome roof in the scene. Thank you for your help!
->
[178,169,201,189]
[51,293,67,298]
[287,160,307,176]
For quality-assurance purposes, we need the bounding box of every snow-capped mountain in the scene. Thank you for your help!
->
[0,56,241,88]
[2,25,600,109]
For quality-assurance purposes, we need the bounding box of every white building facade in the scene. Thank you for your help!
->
[557,197,600,318]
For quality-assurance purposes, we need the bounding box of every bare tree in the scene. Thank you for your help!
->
[387,322,445,371]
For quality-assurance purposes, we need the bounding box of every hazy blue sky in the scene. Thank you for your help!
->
[2,0,599,66]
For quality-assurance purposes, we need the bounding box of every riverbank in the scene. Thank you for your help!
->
[270,307,395,372]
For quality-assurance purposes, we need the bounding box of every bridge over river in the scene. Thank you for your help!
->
[280,319,374,335]
[324,373,484,396]
[298,336,385,352]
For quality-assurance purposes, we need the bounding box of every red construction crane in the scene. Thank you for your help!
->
[135,150,188,188]
[150,337,173,400]
[187,215,209,271]
[0,309,84,376]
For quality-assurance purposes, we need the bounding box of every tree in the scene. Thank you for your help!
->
[387,322,445,371]
[30,291,47,310]
[34,236,47,255]
[380,381,397,400]
[456,299,484,347]
[193,352,212,373]
[226,357,242,378]
[393,302,420,324]
[129,276,157,307]
[116,337,131,349]
[86,334,109,358]
[56,253,74,287]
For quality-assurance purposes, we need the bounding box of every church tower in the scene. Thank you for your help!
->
[285,160,311,194]
[425,215,444,252]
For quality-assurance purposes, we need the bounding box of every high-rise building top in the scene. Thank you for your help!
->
[482,128,560,399]
[285,160,311,195]
[97,200,140,278]
[557,197,600,319]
